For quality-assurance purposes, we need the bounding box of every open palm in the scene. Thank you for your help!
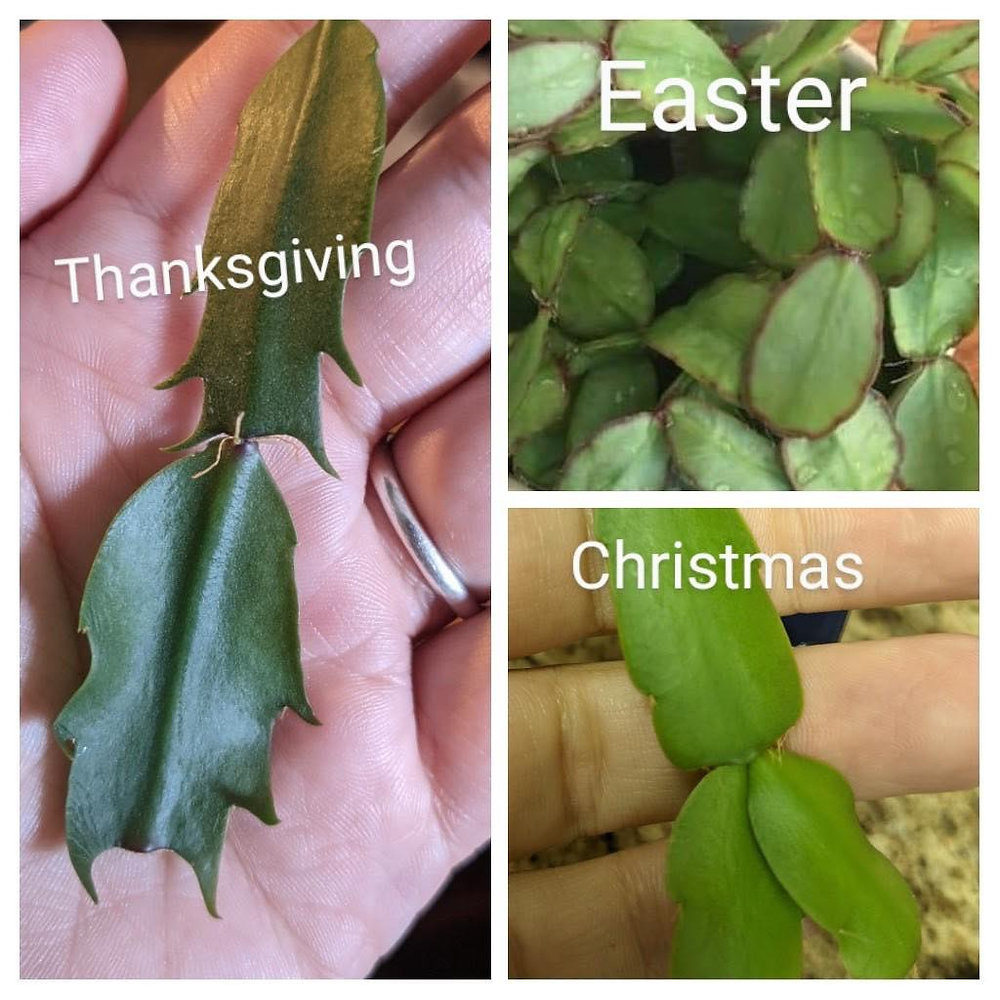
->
[21,19,490,977]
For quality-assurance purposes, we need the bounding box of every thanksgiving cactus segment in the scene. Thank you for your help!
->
[591,508,802,769]
[748,750,922,978]
[55,20,386,913]
[668,765,803,978]
[160,20,387,476]
[55,446,315,915]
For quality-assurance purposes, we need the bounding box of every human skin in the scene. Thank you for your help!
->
[21,19,490,977]
[508,508,978,977]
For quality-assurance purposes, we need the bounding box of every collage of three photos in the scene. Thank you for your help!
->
[20,17,980,980]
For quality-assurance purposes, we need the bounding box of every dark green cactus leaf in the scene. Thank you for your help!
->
[54,446,316,914]
[511,423,568,490]
[645,177,754,269]
[740,131,821,268]
[159,21,386,476]
[849,77,967,141]
[748,750,921,979]
[781,391,901,490]
[559,412,668,490]
[610,20,745,125]
[746,253,882,437]
[557,330,645,378]
[639,232,683,292]
[592,508,803,769]
[769,20,861,81]
[877,20,910,77]
[894,23,978,80]
[646,273,777,404]
[888,192,978,358]
[592,201,647,242]
[870,173,935,286]
[809,128,900,252]
[555,217,655,338]
[893,357,978,491]
[509,311,567,447]
[665,396,789,491]
[509,20,611,42]
[512,198,587,297]
[668,765,802,979]
[566,356,658,451]
[508,40,601,138]
[550,143,633,185]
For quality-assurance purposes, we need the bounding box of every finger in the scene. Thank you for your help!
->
[509,840,671,978]
[413,610,491,857]
[509,634,978,858]
[509,508,979,657]
[324,87,490,432]
[88,19,487,229]
[390,364,490,596]
[20,20,126,234]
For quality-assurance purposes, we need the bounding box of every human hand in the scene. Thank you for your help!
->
[21,19,490,977]
[508,508,978,977]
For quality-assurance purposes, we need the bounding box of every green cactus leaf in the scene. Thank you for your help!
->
[550,143,634,186]
[509,20,611,42]
[737,20,814,78]
[769,21,861,82]
[740,131,821,268]
[938,125,979,171]
[645,177,754,269]
[781,391,901,490]
[870,174,935,286]
[877,20,910,77]
[511,423,568,490]
[508,40,601,138]
[746,253,882,436]
[665,397,789,491]
[158,21,386,476]
[639,232,683,292]
[512,199,588,298]
[937,162,979,218]
[566,356,659,451]
[928,38,979,77]
[549,99,649,156]
[509,311,567,447]
[646,273,777,404]
[668,765,802,978]
[893,357,978,491]
[888,192,978,358]
[54,446,315,914]
[611,20,745,125]
[849,77,966,141]
[509,144,548,193]
[809,128,900,252]
[894,23,978,81]
[555,217,655,338]
[592,508,803,769]
[559,412,668,490]
[748,750,921,979]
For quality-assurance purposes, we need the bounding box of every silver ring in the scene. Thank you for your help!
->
[369,440,481,620]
